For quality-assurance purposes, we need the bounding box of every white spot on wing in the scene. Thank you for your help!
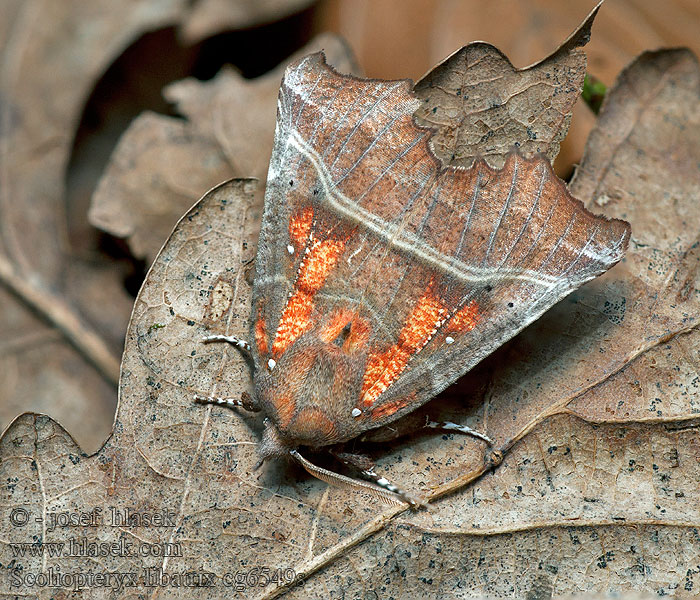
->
[268,359,276,370]
[287,244,295,255]
[351,408,361,418]
[446,336,454,345]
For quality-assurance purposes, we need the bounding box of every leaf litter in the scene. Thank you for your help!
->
[2,4,700,598]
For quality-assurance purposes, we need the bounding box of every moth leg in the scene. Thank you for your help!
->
[194,390,259,412]
[290,449,426,509]
[328,449,426,509]
[202,334,251,355]
[424,418,504,469]
[424,418,494,446]
[328,449,375,472]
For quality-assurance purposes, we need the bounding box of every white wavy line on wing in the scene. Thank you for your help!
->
[288,127,561,288]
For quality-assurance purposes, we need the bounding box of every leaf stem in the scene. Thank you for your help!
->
[0,254,120,387]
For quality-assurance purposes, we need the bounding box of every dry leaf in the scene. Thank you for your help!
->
[413,2,600,168]
[0,0,197,452]
[319,0,700,175]
[180,0,317,44]
[89,33,359,264]
[3,15,700,600]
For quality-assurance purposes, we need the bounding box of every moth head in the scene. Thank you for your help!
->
[255,418,290,467]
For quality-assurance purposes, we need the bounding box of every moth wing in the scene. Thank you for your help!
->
[253,54,630,433]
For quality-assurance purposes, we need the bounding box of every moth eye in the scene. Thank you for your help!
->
[333,322,352,347]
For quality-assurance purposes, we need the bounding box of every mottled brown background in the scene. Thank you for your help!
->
[2,0,699,462]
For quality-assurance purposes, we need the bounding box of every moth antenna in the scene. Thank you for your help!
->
[289,450,427,509]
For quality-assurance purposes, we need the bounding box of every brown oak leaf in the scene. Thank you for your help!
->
[2,13,700,600]
[0,0,198,452]
[89,33,360,264]
[413,1,601,169]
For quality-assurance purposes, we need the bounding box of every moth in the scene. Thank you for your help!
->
[197,53,630,507]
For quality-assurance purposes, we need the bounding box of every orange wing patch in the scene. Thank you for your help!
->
[319,309,355,343]
[289,206,313,248]
[342,316,370,352]
[272,236,346,356]
[448,300,480,332]
[297,239,345,292]
[361,289,448,407]
[255,315,268,356]
[272,292,314,356]
[369,396,411,420]
[361,291,481,410]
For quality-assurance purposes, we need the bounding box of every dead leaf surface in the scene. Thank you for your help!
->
[180,0,316,44]
[0,0,196,452]
[320,0,700,180]
[412,2,601,168]
[2,22,700,600]
[89,33,359,264]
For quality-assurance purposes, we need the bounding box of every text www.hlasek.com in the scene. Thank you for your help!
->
[10,537,182,558]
